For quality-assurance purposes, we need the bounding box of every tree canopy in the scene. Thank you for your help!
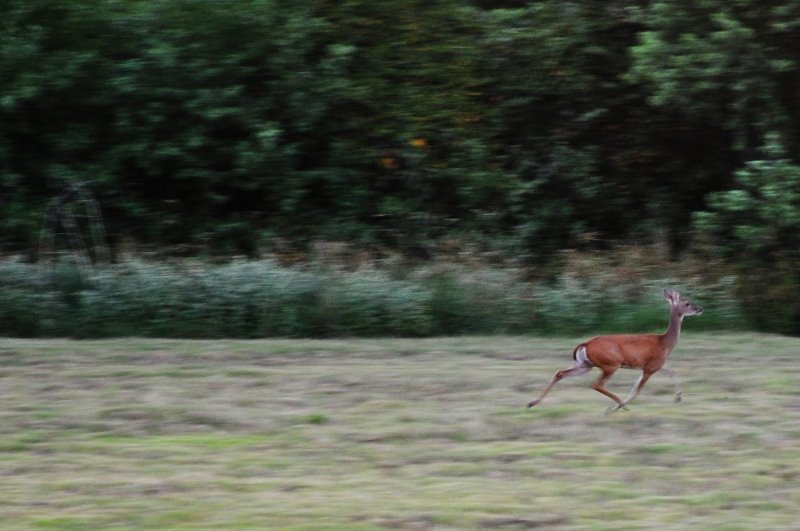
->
[1,0,799,273]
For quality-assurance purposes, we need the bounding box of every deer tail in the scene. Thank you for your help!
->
[573,344,593,367]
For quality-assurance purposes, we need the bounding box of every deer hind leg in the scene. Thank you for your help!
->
[591,367,628,412]
[527,360,592,408]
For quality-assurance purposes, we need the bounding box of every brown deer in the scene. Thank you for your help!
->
[527,289,703,412]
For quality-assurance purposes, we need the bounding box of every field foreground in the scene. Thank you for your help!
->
[1,335,799,529]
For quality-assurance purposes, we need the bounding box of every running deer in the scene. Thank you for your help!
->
[527,289,703,412]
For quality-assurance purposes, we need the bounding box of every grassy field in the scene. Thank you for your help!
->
[1,334,799,529]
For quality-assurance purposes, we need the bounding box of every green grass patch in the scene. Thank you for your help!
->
[304,413,330,425]
[93,433,269,450]
[0,335,798,528]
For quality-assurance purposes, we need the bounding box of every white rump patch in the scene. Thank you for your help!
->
[574,345,593,367]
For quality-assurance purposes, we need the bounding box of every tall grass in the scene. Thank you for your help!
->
[0,253,746,338]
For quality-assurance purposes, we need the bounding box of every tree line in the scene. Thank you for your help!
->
[2,0,800,329]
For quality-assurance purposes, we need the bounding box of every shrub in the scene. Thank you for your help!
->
[322,269,433,336]
[0,254,748,338]
[0,260,73,337]
[418,266,534,335]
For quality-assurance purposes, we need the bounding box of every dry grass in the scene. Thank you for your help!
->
[1,334,799,529]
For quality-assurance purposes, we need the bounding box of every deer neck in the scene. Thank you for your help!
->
[661,307,683,351]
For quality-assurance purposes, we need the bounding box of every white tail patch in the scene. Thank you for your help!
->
[573,345,593,367]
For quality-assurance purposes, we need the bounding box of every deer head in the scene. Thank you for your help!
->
[663,289,703,318]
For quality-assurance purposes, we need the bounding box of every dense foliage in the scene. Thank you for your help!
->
[2,0,800,332]
[0,258,742,338]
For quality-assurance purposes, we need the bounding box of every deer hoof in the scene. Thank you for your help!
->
[674,393,683,403]
[527,400,539,408]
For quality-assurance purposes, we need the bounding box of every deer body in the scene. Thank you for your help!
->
[527,289,702,412]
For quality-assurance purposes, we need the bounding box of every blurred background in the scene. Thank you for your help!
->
[1,0,799,337]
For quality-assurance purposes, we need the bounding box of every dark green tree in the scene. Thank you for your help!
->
[629,0,800,158]
[694,136,800,332]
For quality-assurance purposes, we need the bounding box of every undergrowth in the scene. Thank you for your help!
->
[0,249,746,338]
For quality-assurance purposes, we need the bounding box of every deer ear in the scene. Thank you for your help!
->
[663,289,677,304]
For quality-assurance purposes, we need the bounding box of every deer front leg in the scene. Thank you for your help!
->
[661,366,682,403]
[612,370,654,412]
